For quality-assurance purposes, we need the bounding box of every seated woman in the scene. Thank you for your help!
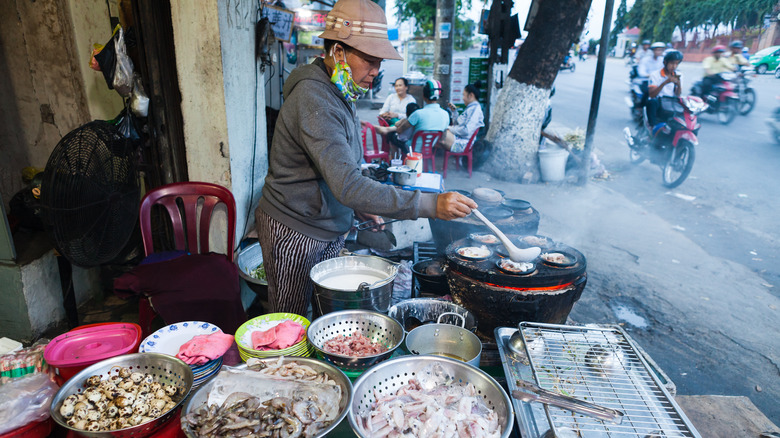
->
[379,77,416,125]
[438,84,485,152]
[375,80,449,154]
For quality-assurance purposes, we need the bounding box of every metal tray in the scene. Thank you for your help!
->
[495,325,698,438]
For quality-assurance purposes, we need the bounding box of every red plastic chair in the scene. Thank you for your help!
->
[138,182,236,336]
[412,130,443,173]
[361,121,389,163]
[443,129,480,178]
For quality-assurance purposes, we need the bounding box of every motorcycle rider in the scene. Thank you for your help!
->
[636,40,652,61]
[646,50,684,136]
[638,42,667,77]
[727,40,750,70]
[700,45,734,100]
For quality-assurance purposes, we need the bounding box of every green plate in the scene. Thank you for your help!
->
[235,313,311,354]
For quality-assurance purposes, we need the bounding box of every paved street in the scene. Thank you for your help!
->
[360,54,780,424]
[553,57,780,295]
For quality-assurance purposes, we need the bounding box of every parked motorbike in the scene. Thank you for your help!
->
[560,55,576,72]
[768,96,780,145]
[623,95,708,188]
[690,76,739,124]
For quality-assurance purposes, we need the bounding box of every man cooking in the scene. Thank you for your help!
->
[255,0,476,316]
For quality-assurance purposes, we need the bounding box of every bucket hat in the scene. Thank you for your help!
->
[319,0,402,61]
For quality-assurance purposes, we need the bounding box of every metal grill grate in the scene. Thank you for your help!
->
[519,323,701,438]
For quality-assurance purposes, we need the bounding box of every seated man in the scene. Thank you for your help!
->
[439,84,485,152]
[375,79,449,154]
[646,50,683,136]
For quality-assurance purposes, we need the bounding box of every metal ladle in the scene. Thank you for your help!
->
[471,209,541,262]
[506,330,526,356]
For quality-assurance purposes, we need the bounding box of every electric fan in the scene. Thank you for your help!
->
[40,120,140,268]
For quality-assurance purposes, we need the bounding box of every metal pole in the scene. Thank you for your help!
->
[579,0,615,185]
[434,0,455,104]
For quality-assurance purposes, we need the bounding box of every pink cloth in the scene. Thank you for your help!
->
[176,331,234,365]
[251,320,304,351]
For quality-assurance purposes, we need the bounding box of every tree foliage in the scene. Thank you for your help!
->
[609,0,629,49]
[455,18,477,51]
[394,0,472,38]
[626,0,779,43]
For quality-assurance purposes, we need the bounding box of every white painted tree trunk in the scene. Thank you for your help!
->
[484,77,550,182]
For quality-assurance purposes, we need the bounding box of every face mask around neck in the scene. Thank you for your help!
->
[330,46,369,102]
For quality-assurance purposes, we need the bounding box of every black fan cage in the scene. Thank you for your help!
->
[40,120,140,267]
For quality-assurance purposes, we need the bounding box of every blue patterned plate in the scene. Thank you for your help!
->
[139,321,223,356]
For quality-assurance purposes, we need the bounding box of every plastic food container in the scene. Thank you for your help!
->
[0,418,53,438]
[44,322,142,383]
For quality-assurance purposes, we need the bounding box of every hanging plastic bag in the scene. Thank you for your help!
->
[0,374,58,434]
[112,27,134,97]
[130,74,149,117]
[112,106,142,144]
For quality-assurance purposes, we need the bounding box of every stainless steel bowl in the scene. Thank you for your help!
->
[50,352,193,438]
[348,355,514,438]
[180,358,352,438]
[307,310,404,371]
[388,298,477,333]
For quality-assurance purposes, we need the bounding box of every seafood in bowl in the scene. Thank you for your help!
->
[540,252,576,267]
[456,245,492,260]
[357,363,502,437]
[183,357,350,438]
[323,331,388,357]
[497,259,535,274]
[470,233,500,245]
[520,235,552,248]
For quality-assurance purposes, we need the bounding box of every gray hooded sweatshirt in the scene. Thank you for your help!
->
[258,58,438,241]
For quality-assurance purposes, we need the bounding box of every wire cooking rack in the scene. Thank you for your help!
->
[519,322,701,438]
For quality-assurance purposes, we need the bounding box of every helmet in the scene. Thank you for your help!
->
[423,79,442,100]
[642,40,651,45]
[650,42,666,49]
[663,50,683,64]
[712,45,726,53]
[729,40,743,49]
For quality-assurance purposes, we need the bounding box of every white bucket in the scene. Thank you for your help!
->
[538,147,570,182]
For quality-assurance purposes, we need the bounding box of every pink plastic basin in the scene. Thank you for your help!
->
[44,322,141,382]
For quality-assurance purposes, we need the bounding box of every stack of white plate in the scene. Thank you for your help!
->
[139,321,226,388]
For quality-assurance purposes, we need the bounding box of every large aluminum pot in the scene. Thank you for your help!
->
[310,255,398,315]
[404,313,482,367]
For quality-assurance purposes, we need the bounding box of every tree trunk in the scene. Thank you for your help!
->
[484,0,592,182]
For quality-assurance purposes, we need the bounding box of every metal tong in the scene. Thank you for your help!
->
[355,218,403,231]
[512,379,624,424]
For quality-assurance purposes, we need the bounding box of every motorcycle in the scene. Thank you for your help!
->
[626,76,648,125]
[690,76,739,124]
[768,96,780,145]
[733,69,757,115]
[560,54,576,72]
[623,95,708,188]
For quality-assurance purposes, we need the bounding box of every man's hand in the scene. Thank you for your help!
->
[435,192,478,220]
[355,212,385,231]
